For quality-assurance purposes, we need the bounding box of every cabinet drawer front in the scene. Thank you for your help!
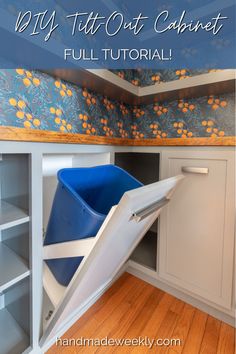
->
[160,152,234,309]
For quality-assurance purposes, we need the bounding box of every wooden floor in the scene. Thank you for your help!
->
[47,273,235,353]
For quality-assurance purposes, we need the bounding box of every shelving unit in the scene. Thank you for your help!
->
[115,152,159,271]
[0,154,31,354]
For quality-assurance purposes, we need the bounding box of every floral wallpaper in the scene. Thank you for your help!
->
[0,69,234,141]
[111,69,220,87]
[0,69,133,138]
[132,94,234,139]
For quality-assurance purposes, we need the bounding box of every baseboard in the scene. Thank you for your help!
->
[126,265,235,327]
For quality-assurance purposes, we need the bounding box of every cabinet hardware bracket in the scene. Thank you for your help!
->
[181,167,209,175]
[131,197,169,222]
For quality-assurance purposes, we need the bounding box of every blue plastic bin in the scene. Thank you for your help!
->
[44,165,143,286]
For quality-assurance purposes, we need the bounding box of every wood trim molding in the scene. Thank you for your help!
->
[0,126,235,146]
[0,126,132,146]
[132,136,236,146]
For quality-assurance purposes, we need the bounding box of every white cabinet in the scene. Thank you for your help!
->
[159,151,235,309]
[0,144,234,352]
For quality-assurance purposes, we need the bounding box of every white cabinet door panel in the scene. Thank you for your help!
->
[159,151,234,309]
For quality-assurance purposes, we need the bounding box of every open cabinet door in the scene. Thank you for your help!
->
[40,175,183,347]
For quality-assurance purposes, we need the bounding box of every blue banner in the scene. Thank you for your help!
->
[0,0,235,68]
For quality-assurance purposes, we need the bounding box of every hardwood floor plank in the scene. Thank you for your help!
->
[127,293,176,354]
[117,309,179,354]
[182,309,208,354]
[78,279,151,354]
[169,298,186,316]
[95,287,164,354]
[199,316,221,354]
[216,322,235,354]
[167,303,195,353]
[152,310,179,354]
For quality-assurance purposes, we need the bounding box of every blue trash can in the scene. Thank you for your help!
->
[44,165,143,286]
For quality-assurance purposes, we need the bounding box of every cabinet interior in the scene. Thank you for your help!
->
[42,152,160,273]
[0,154,29,212]
[115,152,160,271]
[0,278,30,354]
[2,223,29,264]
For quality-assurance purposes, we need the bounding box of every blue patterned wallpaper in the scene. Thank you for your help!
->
[132,95,234,139]
[0,69,133,138]
[0,69,234,140]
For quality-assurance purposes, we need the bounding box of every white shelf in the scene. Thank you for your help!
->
[0,243,30,292]
[0,308,29,354]
[0,200,29,230]
[139,70,236,96]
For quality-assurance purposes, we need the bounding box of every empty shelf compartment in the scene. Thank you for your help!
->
[0,308,29,354]
[0,200,29,230]
[0,243,30,292]
[0,277,30,354]
[130,230,157,270]
[115,153,159,271]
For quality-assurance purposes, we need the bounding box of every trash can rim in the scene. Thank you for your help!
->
[57,164,142,218]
